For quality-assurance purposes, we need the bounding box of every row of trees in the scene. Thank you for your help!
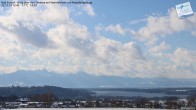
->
[0,90,55,102]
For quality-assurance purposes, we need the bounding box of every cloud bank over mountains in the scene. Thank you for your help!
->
[0,3,196,79]
[1,70,196,88]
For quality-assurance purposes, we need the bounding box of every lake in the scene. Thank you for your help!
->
[93,91,187,98]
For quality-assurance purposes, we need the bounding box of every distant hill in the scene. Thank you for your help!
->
[0,70,196,88]
[0,86,93,98]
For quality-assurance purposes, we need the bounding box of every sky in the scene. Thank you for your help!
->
[0,0,196,79]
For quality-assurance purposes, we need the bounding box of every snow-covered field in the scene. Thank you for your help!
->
[5,108,175,110]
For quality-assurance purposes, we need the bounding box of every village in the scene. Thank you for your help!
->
[0,96,196,109]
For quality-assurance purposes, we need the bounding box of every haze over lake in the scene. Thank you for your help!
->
[93,91,188,98]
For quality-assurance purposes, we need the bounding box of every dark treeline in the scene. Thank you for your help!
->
[0,86,93,99]
[0,95,18,102]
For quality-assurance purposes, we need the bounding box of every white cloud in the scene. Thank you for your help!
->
[84,38,146,76]
[4,4,69,26]
[1,23,51,48]
[132,8,196,45]
[130,18,147,25]
[167,48,196,78]
[0,4,70,48]
[94,38,145,61]
[192,31,196,36]
[83,4,95,16]
[171,48,196,66]
[96,24,134,36]
[150,41,170,54]
[105,24,127,36]
[130,49,196,79]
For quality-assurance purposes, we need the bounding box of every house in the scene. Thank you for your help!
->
[51,102,59,108]
[51,101,64,108]
[27,102,43,108]
[17,98,29,103]
[5,102,21,109]
[19,103,28,108]
[158,100,167,108]
[178,99,188,107]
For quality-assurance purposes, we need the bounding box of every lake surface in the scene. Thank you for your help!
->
[93,91,187,98]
